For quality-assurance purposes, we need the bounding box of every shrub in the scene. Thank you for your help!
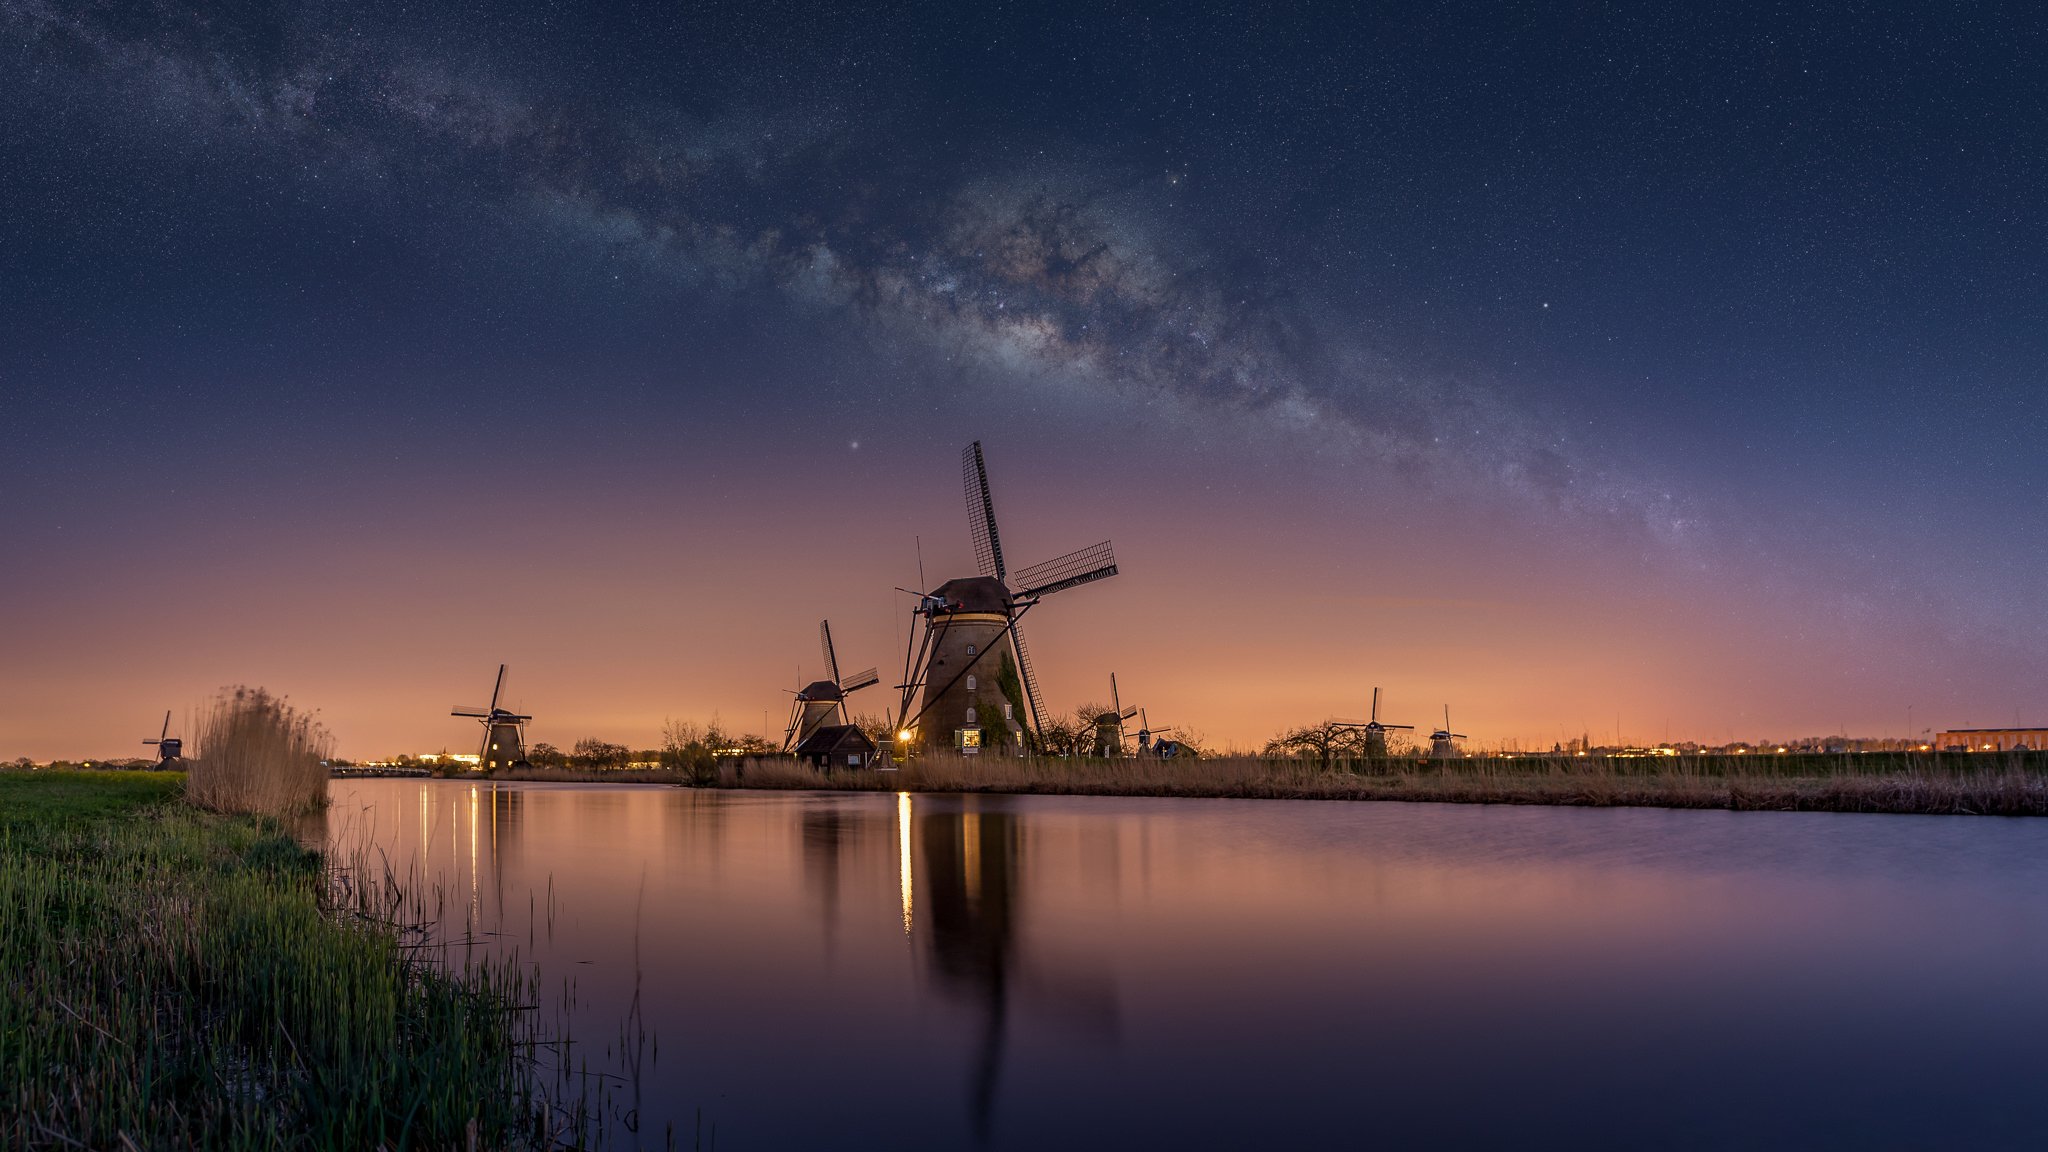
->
[185,686,331,817]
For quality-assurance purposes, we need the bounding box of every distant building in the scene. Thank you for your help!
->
[1936,728,2048,752]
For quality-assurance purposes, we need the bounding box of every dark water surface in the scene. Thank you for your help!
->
[325,781,2048,1149]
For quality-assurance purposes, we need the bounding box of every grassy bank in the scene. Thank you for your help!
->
[720,751,2048,816]
[0,770,549,1150]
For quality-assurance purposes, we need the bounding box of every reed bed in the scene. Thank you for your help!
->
[0,770,562,1150]
[721,751,2048,816]
[185,686,331,818]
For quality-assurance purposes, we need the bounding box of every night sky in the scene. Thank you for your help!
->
[5,2,2044,758]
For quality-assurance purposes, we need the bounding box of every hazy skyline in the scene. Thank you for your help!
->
[5,2,2044,759]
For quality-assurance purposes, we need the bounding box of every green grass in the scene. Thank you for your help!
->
[0,770,550,1150]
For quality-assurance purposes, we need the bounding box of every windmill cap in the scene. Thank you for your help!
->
[798,680,844,701]
[931,576,1014,614]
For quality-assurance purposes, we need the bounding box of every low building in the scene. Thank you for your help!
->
[1935,728,2048,752]
[793,724,877,771]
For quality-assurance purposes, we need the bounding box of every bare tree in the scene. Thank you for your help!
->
[1263,721,1368,769]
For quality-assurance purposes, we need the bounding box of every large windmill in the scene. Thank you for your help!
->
[1429,706,1468,759]
[895,441,1120,755]
[1090,673,1139,757]
[450,664,532,771]
[142,711,182,764]
[1335,687,1414,758]
[783,619,882,752]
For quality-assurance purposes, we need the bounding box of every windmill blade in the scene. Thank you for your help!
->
[963,441,1007,582]
[820,619,842,686]
[1371,687,1381,723]
[451,706,492,717]
[159,710,171,740]
[1386,723,1417,731]
[839,667,881,693]
[1110,673,1121,716]
[1009,617,1049,737]
[488,664,507,712]
[1014,540,1117,599]
[1118,707,1138,722]
[1450,733,1468,740]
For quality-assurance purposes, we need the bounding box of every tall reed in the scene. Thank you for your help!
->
[186,686,331,817]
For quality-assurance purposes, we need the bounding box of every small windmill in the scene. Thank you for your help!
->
[1429,706,1468,759]
[450,664,532,771]
[1091,673,1140,757]
[783,619,882,752]
[142,711,182,764]
[1335,687,1414,757]
[895,441,1120,755]
[1134,707,1182,756]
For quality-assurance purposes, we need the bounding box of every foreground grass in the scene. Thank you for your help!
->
[0,770,546,1150]
[721,751,2048,816]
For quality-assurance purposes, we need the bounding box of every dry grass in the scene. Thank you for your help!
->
[185,686,331,818]
[718,751,2048,816]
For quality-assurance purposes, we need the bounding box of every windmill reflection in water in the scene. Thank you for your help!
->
[801,793,1119,1144]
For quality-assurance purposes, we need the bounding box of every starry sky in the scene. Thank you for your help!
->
[4,1,2044,758]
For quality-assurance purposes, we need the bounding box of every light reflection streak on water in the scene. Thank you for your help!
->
[898,791,914,934]
[469,784,479,928]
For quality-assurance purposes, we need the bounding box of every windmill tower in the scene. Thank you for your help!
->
[895,441,1120,756]
[450,664,532,771]
[1336,687,1414,757]
[142,711,182,764]
[1429,706,1468,759]
[783,619,882,751]
[1090,673,1139,757]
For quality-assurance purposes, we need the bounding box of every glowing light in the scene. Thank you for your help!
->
[897,730,911,742]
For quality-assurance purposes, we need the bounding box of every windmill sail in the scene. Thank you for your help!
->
[1009,619,1048,737]
[838,666,881,693]
[1014,541,1117,599]
[963,441,1007,582]
[820,619,843,686]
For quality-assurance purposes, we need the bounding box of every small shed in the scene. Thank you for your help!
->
[794,724,878,771]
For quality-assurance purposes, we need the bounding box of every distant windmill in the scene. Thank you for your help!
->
[142,711,182,764]
[895,441,1120,755]
[783,619,882,752]
[1134,707,1183,757]
[450,664,532,771]
[1429,706,1468,759]
[1090,673,1140,757]
[1335,687,1414,757]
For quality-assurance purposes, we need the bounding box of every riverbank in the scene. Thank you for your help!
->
[721,752,2048,816]
[0,770,549,1149]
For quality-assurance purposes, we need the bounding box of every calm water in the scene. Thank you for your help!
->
[324,781,2048,1149]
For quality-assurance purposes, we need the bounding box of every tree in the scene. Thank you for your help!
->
[1034,714,1090,758]
[527,743,567,769]
[1263,721,1369,769]
[849,711,897,748]
[570,738,631,770]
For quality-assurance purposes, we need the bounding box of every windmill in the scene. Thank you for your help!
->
[450,664,532,771]
[142,711,182,764]
[1090,673,1140,757]
[1429,706,1468,759]
[783,619,882,752]
[1335,687,1414,758]
[895,441,1120,756]
[1134,707,1184,757]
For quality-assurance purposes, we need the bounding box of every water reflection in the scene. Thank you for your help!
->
[326,782,2048,1150]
